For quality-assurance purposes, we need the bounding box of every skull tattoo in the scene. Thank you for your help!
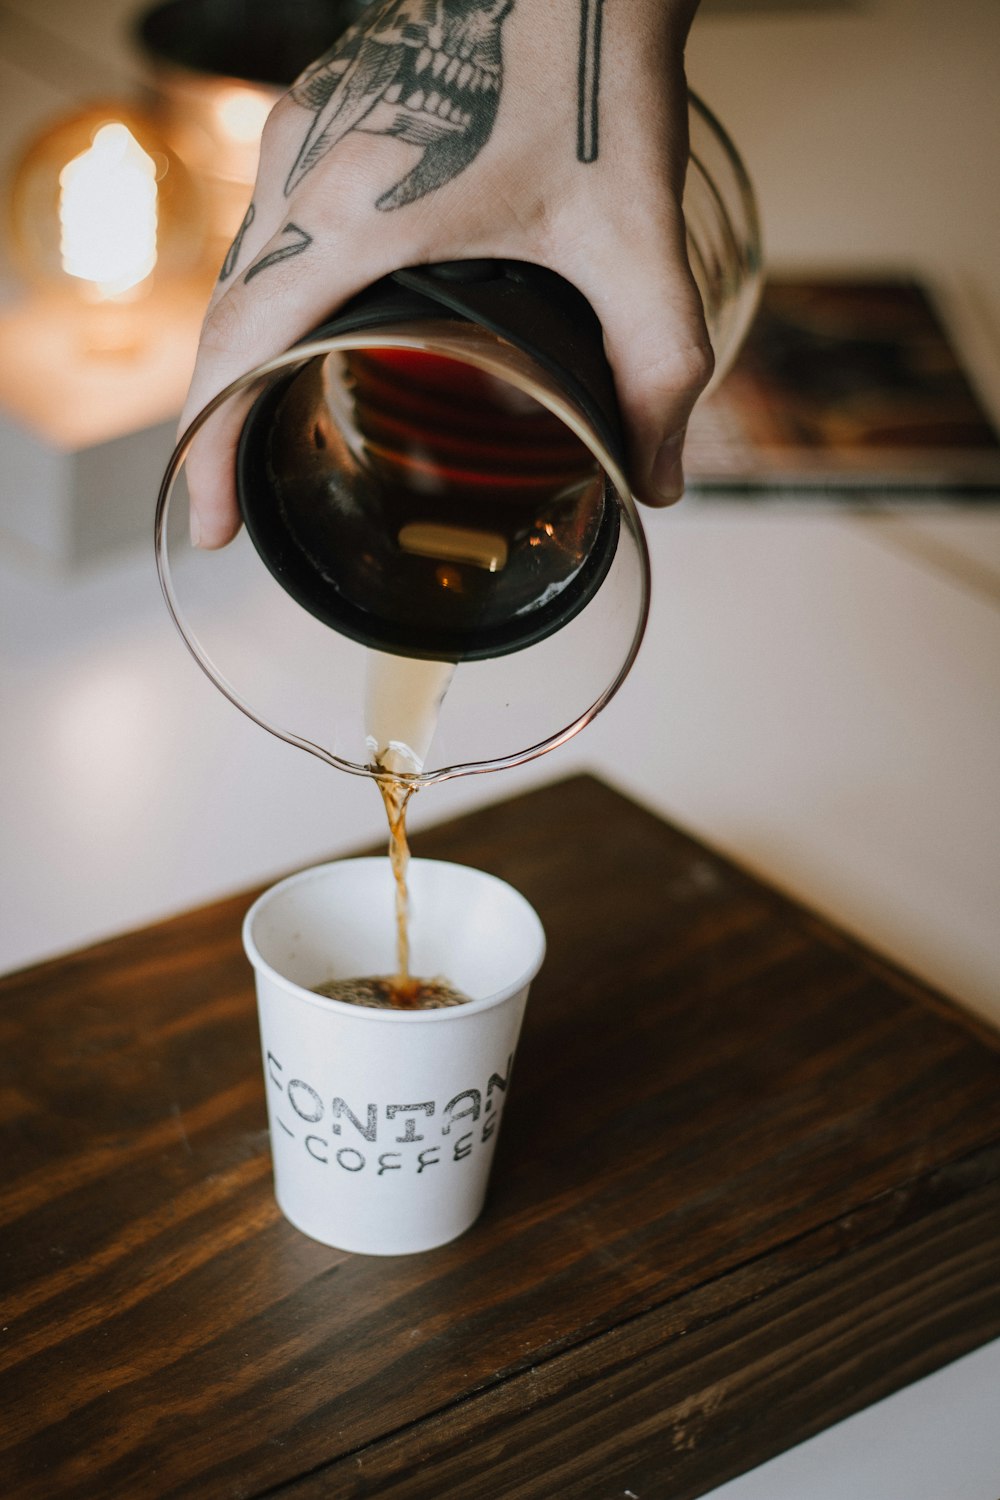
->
[285,0,516,210]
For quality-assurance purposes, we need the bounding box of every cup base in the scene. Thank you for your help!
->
[274,1182,489,1257]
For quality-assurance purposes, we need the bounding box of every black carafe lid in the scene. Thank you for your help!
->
[235,260,628,662]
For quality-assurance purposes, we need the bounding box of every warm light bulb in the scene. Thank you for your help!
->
[58,123,158,298]
[214,87,272,145]
[9,103,206,301]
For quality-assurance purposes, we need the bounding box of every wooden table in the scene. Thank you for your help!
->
[3,775,1000,1499]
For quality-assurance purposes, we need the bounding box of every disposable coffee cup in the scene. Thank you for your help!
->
[243,857,545,1255]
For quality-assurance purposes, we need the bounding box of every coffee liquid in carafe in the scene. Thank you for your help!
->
[329,345,607,639]
[239,340,617,663]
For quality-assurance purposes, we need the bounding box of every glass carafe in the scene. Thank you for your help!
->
[155,93,761,785]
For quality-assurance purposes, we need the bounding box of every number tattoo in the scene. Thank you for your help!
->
[243,222,314,283]
[219,199,256,282]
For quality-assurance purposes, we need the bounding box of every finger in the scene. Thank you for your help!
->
[178,89,401,546]
[181,387,256,550]
[191,99,304,345]
[180,209,402,548]
[180,197,285,549]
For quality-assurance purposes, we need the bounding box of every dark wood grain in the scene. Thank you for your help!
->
[2,774,999,1500]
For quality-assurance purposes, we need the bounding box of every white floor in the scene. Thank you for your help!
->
[1,2,999,1497]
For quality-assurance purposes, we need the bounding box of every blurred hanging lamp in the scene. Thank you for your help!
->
[7,101,206,351]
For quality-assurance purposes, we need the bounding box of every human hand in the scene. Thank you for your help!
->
[180,0,712,547]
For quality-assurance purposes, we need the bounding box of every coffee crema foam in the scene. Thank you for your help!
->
[313,976,471,1011]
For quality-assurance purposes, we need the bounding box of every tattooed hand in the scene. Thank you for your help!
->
[284,0,514,209]
[182,0,711,547]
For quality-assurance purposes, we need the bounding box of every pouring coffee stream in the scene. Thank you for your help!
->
[230,257,640,998]
[156,98,762,1005]
[366,651,456,996]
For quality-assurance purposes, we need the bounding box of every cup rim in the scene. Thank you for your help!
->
[242,856,546,1024]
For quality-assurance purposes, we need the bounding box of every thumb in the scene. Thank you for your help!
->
[570,248,714,507]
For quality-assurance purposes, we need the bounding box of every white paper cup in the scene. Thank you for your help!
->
[243,857,545,1256]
